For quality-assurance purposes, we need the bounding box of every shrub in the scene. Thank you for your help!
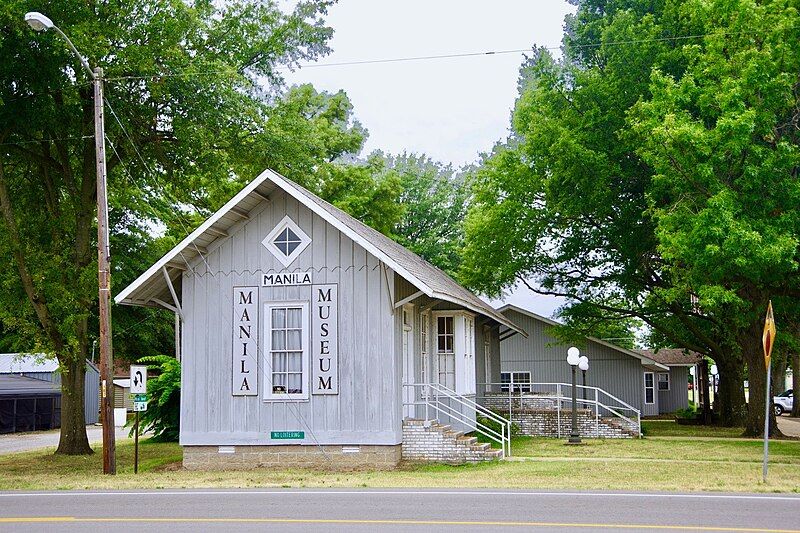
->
[129,355,181,442]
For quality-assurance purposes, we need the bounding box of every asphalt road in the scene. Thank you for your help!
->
[0,489,798,532]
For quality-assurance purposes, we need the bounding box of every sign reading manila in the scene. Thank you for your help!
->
[232,286,258,396]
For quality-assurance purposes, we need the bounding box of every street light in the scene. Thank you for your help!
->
[578,355,589,402]
[566,347,581,444]
[25,11,116,475]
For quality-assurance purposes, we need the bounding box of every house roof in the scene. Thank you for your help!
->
[498,304,669,370]
[636,348,702,367]
[0,353,57,374]
[0,353,99,375]
[115,169,524,334]
[0,374,61,397]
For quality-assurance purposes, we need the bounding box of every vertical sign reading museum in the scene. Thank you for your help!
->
[232,286,258,396]
[312,284,338,394]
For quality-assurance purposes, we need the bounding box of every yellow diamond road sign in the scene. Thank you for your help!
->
[762,300,776,368]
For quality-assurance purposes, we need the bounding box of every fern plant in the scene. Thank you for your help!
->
[131,355,181,442]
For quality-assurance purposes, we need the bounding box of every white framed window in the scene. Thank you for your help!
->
[658,372,670,391]
[437,315,455,390]
[644,372,655,404]
[500,371,531,393]
[264,301,309,400]
[262,216,311,267]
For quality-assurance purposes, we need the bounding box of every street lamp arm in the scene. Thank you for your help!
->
[51,25,95,78]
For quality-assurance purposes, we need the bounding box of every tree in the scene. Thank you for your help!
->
[0,0,345,454]
[461,0,800,433]
[387,153,468,277]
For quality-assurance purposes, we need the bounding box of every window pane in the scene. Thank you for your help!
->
[286,240,300,255]
[272,331,286,350]
[288,373,302,394]
[288,353,302,372]
[272,308,286,328]
[646,389,654,403]
[272,352,287,372]
[645,374,654,387]
[445,336,453,353]
[438,335,446,352]
[287,308,302,328]
[287,329,301,350]
[272,373,287,393]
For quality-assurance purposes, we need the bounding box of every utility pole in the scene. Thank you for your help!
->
[24,12,116,474]
[94,66,116,475]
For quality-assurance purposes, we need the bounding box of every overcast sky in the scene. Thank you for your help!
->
[282,1,576,317]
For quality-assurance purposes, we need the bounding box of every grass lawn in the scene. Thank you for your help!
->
[642,419,750,438]
[1,435,799,493]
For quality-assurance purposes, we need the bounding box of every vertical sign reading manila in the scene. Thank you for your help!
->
[312,284,338,394]
[232,287,258,396]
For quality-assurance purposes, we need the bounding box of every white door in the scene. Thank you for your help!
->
[402,305,415,419]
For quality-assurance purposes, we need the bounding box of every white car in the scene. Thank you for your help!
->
[774,390,793,416]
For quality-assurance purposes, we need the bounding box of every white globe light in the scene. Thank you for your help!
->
[566,347,580,366]
[689,366,696,376]
[578,356,589,371]
[710,364,718,376]
[24,12,54,32]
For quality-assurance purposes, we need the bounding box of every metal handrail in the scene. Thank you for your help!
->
[409,383,509,456]
[403,383,511,457]
[478,382,641,437]
[404,385,508,456]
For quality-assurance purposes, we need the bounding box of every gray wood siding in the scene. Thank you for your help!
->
[657,367,690,413]
[500,309,645,412]
[180,189,400,446]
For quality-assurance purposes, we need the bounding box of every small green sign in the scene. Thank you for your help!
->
[271,431,304,440]
[131,393,147,402]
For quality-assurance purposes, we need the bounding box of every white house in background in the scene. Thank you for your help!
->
[496,305,693,416]
[115,169,524,469]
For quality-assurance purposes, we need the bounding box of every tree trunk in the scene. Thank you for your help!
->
[792,352,800,418]
[715,355,746,426]
[773,356,787,398]
[739,322,781,437]
[55,357,93,455]
[699,360,712,424]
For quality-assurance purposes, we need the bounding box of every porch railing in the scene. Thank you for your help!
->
[403,382,512,457]
[477,382,642,438]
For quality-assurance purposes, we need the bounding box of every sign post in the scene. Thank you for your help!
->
[130,365,147,474]
[762,301,776,483]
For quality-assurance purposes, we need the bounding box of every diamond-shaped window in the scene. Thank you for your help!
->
[262,216,311,267]
[274,227,302,256]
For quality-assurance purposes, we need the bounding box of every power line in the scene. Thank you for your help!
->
[102,29,764,83]
[0,135,93,146]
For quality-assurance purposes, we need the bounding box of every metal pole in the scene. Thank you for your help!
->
[569,366,581,444]
[763,362,772,483]
[582,370,587,402]
[134,409,139,474]
[95,66,116,475]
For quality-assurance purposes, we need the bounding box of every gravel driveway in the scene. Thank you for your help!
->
[0,425,132,455]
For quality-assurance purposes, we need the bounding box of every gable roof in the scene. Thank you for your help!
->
[636,349,702,367]
[498,304,668,370]
[115,169,524,334]
[0,353,57,374]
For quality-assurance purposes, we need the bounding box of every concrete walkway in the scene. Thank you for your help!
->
[777,415,800,438]
[0,425,131,455]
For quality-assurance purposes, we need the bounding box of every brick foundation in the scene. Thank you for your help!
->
[510,409,636,438]
[182,444,402,470]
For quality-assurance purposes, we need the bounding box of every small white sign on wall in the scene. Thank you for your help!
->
[232,286,258,396]
[312,284,338,395]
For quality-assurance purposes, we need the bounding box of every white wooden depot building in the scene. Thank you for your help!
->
[116,169,523,468]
